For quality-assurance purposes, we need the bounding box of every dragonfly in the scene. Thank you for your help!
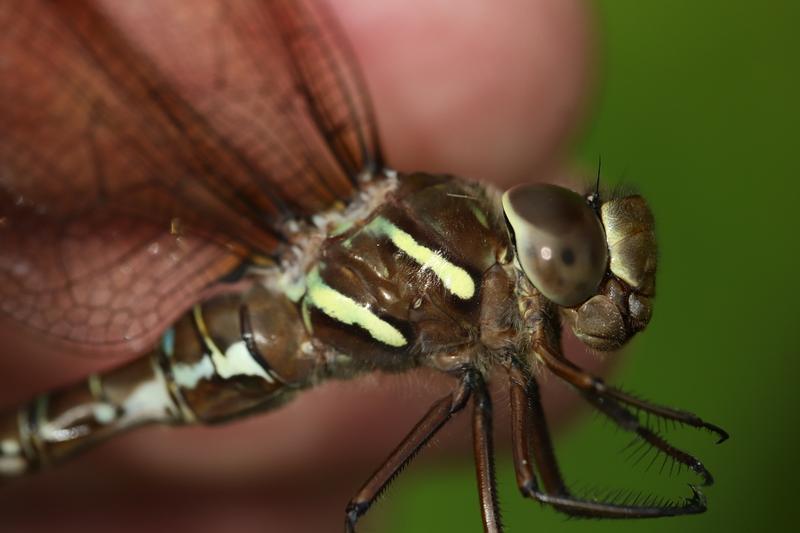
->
[0,1,727,531]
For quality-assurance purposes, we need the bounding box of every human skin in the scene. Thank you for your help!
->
[0,0,599,531]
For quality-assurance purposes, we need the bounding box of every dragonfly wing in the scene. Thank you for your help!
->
[0,0,383,356]
[0,192,243,357]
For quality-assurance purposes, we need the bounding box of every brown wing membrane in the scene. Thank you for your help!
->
[0,191,244,356]
[270,0,384,176]
[0,0,383,355]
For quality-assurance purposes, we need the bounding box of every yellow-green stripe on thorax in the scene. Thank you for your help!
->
[303,265,408,347]
[363,217,475,300]
[302,216,476,349]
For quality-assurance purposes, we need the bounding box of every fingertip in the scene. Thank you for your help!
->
[333,0,595,185]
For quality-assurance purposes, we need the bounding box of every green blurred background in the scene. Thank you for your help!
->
[383,1,800,531]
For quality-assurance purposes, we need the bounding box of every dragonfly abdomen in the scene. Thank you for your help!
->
[0,285,316,477]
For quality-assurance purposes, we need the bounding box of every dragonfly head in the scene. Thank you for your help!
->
[502,184,657,351]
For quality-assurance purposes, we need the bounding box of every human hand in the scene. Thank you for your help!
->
[0,1,600,531]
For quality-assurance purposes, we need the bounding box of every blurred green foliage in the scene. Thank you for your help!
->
[383,1,800,531]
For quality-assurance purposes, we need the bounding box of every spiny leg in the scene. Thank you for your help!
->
[602,387,728,443]
[344,374,472,532]
[532,326,727,444]
[532,330,720,486]
[470,371,503,533]
[582,393,715,486]
[508,365,567,497]
[508,364,707,518]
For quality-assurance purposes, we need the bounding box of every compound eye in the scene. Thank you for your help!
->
[502,184,608,307]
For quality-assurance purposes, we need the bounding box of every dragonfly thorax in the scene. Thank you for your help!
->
[296,173,514,374]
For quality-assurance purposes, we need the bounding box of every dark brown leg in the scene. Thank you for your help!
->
[532,325,723,486]
[344,375,472,532]
[582,392,715,485]
[603,388,728,443]
[509,365,567,497]
[470,372,503,533]
[509,364,707,518]
[533,327,727,444]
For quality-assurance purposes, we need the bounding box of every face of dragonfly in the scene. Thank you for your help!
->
[502,184,657,350]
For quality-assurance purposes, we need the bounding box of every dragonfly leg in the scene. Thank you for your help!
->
[535,332,728,443]
[532,326,728,444]
[531,320,725,485]
[344,372,473,533]
[599,387,728,443]
[470,371,503,533]
[508,365,567,497]
[508,364,707,518]
[581,391,715,485]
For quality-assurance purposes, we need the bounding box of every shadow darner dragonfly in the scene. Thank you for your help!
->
[0,1,726,531]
